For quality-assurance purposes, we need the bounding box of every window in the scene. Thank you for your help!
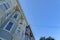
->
[15,28,21,36]
[5,22,13,31]
[1,3,10,11]
[13,11,20,21]
[7,13,10,16]
[19,20,23,24]
[3,3,10,10]
[17,30,20,33]
[26,28,29,32]
[3,3,8,10]
[14,14,18,19]
[0,2,10,13]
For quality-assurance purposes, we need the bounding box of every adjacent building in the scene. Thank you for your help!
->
[0,0,35,40]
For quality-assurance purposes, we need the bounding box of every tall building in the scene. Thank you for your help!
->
[0,0,35,40]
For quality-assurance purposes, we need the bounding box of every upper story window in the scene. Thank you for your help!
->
[19,20,23,24]
[0,2,10,11]
[26,28,29,32]
[5,22,13,31]
[12,11,20,21]
[14,13,18,19]
[15,27,21,36]
[3,3,9,10]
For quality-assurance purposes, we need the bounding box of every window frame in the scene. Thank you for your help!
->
[12,11,20,21]
[0,2,10,12]
[15,27,21,36]
[4,20,15,32]
[13,13,18,19]
[5,21,13,31]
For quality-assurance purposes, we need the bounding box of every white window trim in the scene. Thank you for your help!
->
[3,20,15,33]
[12,11,20,21]
[15,26,21,36]
[0,2,10,12]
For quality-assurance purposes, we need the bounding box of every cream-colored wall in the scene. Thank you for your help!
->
[0,0,35,40]
[13,19,26,40]
[0,0,16,27]
[15,0,35,40]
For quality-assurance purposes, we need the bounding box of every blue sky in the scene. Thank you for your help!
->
[19,0,60,40]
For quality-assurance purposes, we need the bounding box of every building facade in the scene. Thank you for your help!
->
[0,0,35,40]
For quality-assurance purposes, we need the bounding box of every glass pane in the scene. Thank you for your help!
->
[3,3,10,10]
[5,22,13,31]
[14,14,18,19]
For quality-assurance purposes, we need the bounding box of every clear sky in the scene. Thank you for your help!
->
[19,0,60,40]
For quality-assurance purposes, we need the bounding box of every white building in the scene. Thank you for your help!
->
[0,0,35,40]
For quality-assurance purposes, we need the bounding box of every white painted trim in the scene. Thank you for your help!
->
[3,20,15,33]
[12,11,20,21]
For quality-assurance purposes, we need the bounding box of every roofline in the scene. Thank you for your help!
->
[16,0,28,26]
[16,0,35,40]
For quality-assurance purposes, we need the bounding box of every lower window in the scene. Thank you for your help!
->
[5,21,13,31]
